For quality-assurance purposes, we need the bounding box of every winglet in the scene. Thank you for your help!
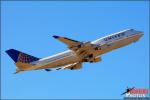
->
[53,35,60,39]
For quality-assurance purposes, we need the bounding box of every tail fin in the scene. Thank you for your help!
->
[6,49,40,63]
[6,49,40,73]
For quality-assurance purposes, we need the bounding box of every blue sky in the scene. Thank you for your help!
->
[1,1,149,99]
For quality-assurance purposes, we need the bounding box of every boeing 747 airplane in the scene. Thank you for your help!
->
[6,29,143,73]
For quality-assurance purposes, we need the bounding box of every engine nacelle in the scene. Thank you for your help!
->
[91,57,102,63]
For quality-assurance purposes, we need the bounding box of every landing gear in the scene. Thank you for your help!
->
[82,54,94,62]
[70,67,74,70]
[82,59,88,62]
[95,47,99,50]
[56,68,62,70]
[77,44,82,48]
[45,69,52,71]
[89,54,93,58]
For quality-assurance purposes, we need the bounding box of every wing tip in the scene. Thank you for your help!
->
[53,35,60,39]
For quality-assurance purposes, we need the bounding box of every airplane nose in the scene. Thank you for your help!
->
[139,32,144,37]
[137,31,144,37]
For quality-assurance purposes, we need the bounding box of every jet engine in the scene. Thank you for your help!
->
[87,57,102,63]
[92,57,102,62]
[83,56,102,63]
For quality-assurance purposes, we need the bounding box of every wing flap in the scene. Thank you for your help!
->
[61,62,81,70]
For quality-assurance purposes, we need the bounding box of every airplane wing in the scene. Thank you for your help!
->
[45,62,82,72]
[121,91,127,95]
[53,35,82,49]
[52,35,98,62]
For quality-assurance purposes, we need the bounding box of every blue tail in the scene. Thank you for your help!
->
[6,49,40,63]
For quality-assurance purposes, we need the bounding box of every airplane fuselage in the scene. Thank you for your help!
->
[30,29,143,70]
